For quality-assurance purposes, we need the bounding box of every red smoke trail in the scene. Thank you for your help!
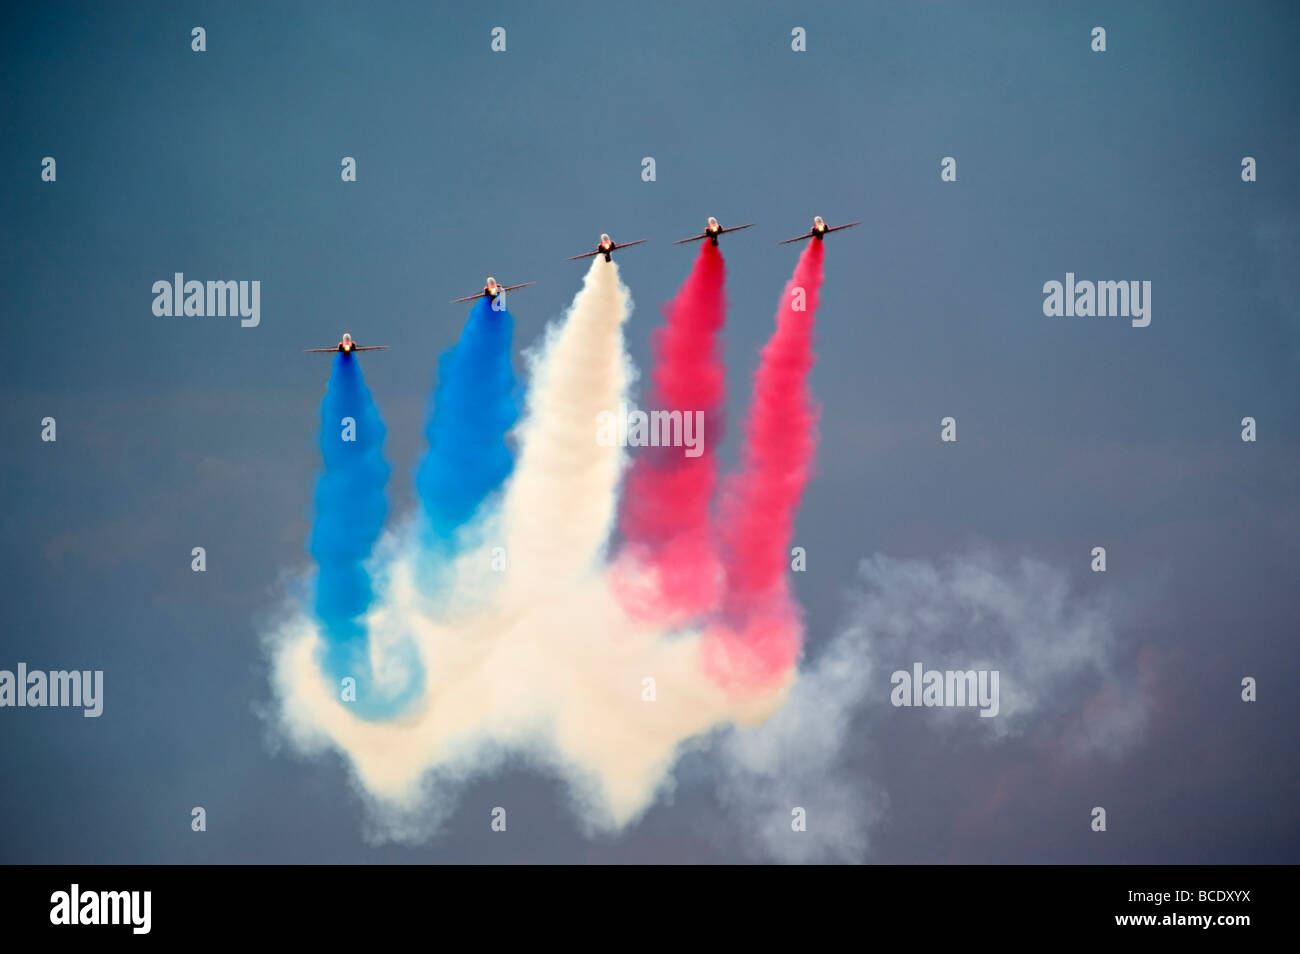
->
[614,243,728,622]
[706,239,824,689]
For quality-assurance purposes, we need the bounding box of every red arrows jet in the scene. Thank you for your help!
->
[779,215,861,245]
[304,333,389,354]
[452,276,535,304]
[566,233,647,263]
[673,216,755,247]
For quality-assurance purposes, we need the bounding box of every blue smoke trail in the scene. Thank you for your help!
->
[416,296,520,551]
[309,351,420,719]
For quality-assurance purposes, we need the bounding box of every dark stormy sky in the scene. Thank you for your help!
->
[1,0,1296,863]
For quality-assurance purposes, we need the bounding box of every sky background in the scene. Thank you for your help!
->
[1,0,1297,863]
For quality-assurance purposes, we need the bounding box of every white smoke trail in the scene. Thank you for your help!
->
[500,259,632,603]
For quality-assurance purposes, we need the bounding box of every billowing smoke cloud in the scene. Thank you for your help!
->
[270,258,793,835]
[614,242,728,623]
[269,247,1147,859]
[705,549,1149,862]
[846,551,1136,737]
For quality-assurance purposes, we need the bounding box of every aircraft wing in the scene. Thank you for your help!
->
[674,224,753,244]
[351,346,389,351]
[616,239,648,249]
[304,348,339,353]
[499,282,535,293]
[566,250,601,261]
[780,222,861,244]
[451,292,486,303]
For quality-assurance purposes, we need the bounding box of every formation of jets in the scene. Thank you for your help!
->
[308,216,856,356]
